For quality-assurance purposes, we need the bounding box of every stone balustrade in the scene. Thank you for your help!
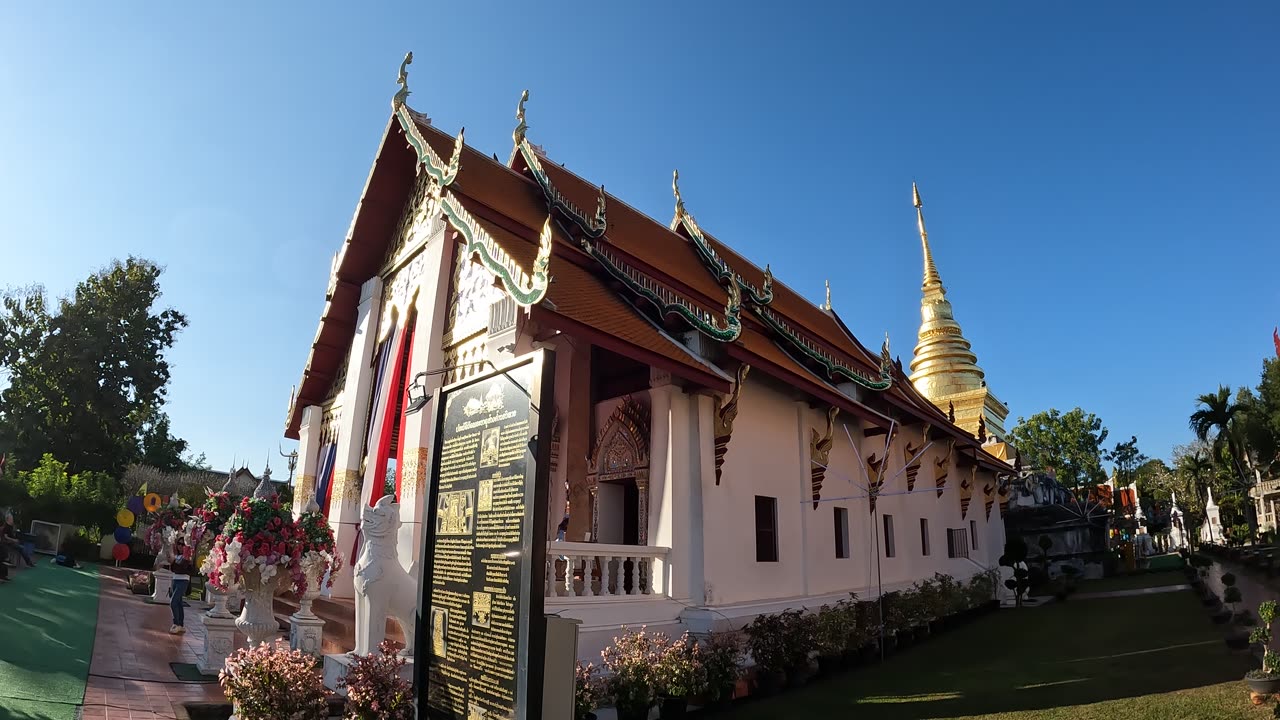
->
[545,541,669,599]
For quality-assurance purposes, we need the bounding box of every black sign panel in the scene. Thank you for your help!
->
[415,350,554,720]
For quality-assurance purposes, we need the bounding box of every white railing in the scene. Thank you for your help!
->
[545,541,670,599]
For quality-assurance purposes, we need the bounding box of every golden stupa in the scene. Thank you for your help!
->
[908,183,1009,441]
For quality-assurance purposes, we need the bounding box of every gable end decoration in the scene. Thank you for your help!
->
[810,406,839,509]
[867,451,887,515]
[983,480,996,519]
[903,437,923,493]
[960,464,975,519]
[712,364,751,485]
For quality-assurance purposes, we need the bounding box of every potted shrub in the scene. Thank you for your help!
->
[1246,601,1280,695]
[697,632,743,710]
[574,662,604,720]
[814,601,853,674]
[655,631,705,718]
[744,612,788,695]
[340,640,413,720]
[601,626,666,720]
[219,640,327,720]
[1000,537,1032,608]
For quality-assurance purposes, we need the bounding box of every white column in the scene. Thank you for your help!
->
[328,276,384,600]
[292,405,323,517]
[647,371,702,603]
[397,229,453,566]
[794,401,811,597]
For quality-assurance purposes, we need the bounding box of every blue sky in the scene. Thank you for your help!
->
[1,2,1277,472]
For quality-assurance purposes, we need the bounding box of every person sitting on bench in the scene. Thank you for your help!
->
[2,513,36,568]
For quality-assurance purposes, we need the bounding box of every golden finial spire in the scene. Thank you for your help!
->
[513,89,529,147]
[914,182,942,289]
[672,169,686,222]
[823,280,832,310]
[392,51,413,109]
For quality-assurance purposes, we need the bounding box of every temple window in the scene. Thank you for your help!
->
[948,528,970,559]
[755,496,778,563]
[969,519,978,550]
[883,514,896,558]
[833,507,849,559]
[920,518,931,556]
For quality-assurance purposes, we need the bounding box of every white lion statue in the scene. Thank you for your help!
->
[353,495,417,656]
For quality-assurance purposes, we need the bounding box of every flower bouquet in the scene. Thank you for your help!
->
[296,507,342,590]
[204,494,305,594]
[142,504,185,556]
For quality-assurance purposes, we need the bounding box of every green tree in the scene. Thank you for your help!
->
[17,453,124,531]
[1105,435,1149,489]
[138,413,191,472]
[1134,458,1175,502]
[0,258,189,475]
[1008,408,1109,497]
[1190,386,1258,533]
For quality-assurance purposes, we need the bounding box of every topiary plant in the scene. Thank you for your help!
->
[999,536,1031,608]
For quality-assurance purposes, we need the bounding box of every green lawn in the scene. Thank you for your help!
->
[1076,570,1188,594]
[0,564,100,720]
[730,589,1258,720]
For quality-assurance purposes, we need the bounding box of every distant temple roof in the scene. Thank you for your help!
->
[284,61,1010,472]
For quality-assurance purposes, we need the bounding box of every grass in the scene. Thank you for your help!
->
[1076,570,1188,594]
[0,563,100,720]
[730,589,1259,720]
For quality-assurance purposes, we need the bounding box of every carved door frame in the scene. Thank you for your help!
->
[587,396,651,545]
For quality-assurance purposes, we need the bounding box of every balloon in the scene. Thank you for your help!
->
[126,496,144,515]
[113,527,132,544]
[111,544,131,562]
[115,509,135,528]
[143,493,162,513]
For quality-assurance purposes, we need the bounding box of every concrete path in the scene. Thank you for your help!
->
[83,567,240,720]
[1074,584,1190,600]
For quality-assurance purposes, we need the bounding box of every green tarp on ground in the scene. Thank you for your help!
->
[0,564,99,720]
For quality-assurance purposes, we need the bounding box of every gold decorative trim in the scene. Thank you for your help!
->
[400,447,429,508]
[712,364,750,485]
[810,406,838,509]
[331,469,364,509]
[295,474,316,514]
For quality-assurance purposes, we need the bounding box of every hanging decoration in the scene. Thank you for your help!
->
[809,406,839,509]
[713,364,750,485]
[935,440,955,498]
[960,464,975,519]
[866,452,887,515]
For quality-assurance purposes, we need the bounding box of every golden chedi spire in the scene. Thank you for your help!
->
[908,183,1008,440]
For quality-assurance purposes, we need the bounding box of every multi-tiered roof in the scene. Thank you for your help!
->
[285,56,1008,472]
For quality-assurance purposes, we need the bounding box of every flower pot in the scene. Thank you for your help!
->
[1245,674,1280,695]
[205,586,234,619]
[235,568,284,647]
[616,703,652,720]
[659,696,688,718]
[754,669,785,697]
[816,654,843,676]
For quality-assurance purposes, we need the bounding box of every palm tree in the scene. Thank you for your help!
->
[1189,386,1257,536]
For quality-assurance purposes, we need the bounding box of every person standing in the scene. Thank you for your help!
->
[2,513,36,568]
[168,537,193,634]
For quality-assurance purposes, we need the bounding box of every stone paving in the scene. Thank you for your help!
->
[82,568,233,720]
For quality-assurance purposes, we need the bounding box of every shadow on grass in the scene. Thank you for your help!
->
[732,591,1253,719]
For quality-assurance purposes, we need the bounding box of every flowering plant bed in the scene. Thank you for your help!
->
[340,640,414,720]
[203,494,306,594]
[127,571,153,595]
[219,641,328,720]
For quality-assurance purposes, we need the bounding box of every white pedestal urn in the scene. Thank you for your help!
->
[198,586,239,676]
[289,555,327,656]
[149,568,174,605]
[235,568,283,648]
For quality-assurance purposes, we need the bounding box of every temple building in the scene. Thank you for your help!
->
[908,184,1010,442]
[283,58,1013,659]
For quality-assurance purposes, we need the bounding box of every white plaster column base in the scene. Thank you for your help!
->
[198,614,238,676]
[323,652,414,695]
[148,569,174,605]
[290,614,326,656]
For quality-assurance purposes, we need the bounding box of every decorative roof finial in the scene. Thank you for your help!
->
[913,182,942,289]
[513,89,529,147]
[879,332,892,374]
[977,415,987,443]
[823,280,832,311]
[948,401,956,422]
[672,169,686,222]
[393,52,413,109]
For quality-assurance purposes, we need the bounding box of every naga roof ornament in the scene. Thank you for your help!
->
[670,170,774,306]
[388,58,550,307]
[392,52,412,110]
[514,91,608,239]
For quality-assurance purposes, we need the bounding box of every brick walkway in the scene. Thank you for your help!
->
[82,568,237,720]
